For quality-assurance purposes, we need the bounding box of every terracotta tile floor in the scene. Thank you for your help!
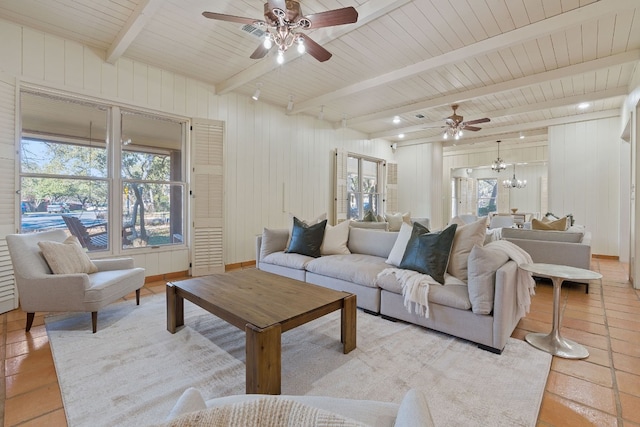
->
[1,259,639,426]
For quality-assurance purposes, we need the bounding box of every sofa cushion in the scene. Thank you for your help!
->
[260,228,289,260]
[306,254,389,288]
[286,218,327,258]
[532,217,567,231]
[38,235,98,275]
[386,222,413,266]
[320,220,351,255]
[467,244,510,314]
[399,223,457,285]
[446,217,487,283]
[501,227,584,243]
[262,252,314,270]
[362,210,378,222]
[377,273,471,310]
[348,227,398,258]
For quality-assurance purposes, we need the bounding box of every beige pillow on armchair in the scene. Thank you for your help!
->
[38,235,98,274]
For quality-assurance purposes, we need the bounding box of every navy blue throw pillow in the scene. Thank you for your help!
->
[399,223,458,284]
[285,217,327,258]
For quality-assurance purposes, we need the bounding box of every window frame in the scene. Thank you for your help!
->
[18,88,188,255]
[347,154,384,221]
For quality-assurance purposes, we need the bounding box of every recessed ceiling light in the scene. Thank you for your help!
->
[578,102,590,109]
[393,116,401,124]
[398,133,405,138]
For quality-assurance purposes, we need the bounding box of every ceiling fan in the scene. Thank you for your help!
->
[203,0,358,63]
[425,105,490,140]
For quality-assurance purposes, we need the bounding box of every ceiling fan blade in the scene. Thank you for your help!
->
[462,118,490,126]
[300,35,332,62]
[250,43,270,59]
[461,125,482,131]
[305,7,358,29]
[202,11,258,25]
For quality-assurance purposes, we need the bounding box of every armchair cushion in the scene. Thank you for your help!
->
[38,236,98,274]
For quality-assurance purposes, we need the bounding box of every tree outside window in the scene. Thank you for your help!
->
[477,178,498,216]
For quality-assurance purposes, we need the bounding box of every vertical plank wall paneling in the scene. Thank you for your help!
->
[0,19,396,268]
[549,117,621,256]
[395,143,438,225]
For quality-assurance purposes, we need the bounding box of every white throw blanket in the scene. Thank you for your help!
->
[378,268,439,318]
[487,239,536,317]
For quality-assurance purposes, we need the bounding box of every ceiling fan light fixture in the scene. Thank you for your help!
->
[296,37,305,54]
[263,35,272,49]
[276,50,285,64]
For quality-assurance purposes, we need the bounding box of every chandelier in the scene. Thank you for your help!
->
[491,140,506,172]
[503,164,527,189]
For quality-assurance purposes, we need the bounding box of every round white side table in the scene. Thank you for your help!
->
[519,263,602,359]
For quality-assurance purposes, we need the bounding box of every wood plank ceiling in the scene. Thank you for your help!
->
[1,0,638,149]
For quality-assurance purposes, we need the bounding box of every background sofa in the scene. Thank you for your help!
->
[256,223,523,354]
[500,227,592,291]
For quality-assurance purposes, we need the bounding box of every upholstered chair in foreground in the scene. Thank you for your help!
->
[6,229,145,333]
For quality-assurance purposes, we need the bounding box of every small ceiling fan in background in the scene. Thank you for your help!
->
[425,105,491,140]
[203,0,358,63]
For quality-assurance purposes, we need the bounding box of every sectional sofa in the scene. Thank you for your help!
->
[256,221,525,354]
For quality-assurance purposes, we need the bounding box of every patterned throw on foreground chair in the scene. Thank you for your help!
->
[6,229,145,333]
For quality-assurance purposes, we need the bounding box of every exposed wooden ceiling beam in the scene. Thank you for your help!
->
[399,110,621,148]
[106,0,164,64]
[215,0,411,95]
[352,50,639,130]
[292,0,639,116]
[370,87,629,139]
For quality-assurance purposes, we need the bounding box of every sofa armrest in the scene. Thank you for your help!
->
[256,234,263,265]
[92,258,135,271]
[491,260,519,352]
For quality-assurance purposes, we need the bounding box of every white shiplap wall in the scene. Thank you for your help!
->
[548,117,622,256]
[395,142,443,228]
[0,19,393,272]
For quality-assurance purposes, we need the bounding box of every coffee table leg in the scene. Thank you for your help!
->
[341,294,356,354]
[245,323,281,395]
[166,283,184,333]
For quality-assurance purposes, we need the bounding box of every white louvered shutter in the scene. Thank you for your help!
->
[385,162,398,213]
[497,181,510,213]
[334,148,348,223]
[0,73,18,314]
[191,119,224,276]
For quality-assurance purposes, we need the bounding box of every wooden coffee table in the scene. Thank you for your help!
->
[166,269,356,395]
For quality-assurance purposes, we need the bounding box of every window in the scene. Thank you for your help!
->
[20,91,186,252]
[347,155,382,220]
[477,178,498,216]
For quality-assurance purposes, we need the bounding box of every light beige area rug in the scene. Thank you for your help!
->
[46,294,551,427]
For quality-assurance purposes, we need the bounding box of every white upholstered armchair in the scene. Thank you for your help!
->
[6,229,145,333]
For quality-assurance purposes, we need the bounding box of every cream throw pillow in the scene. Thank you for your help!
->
[162,397,367,427]
[38,235,98,274]
[320,220,351,255]
[467,244,510,314]
[384,211,411,232]
[446,216,488,282]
